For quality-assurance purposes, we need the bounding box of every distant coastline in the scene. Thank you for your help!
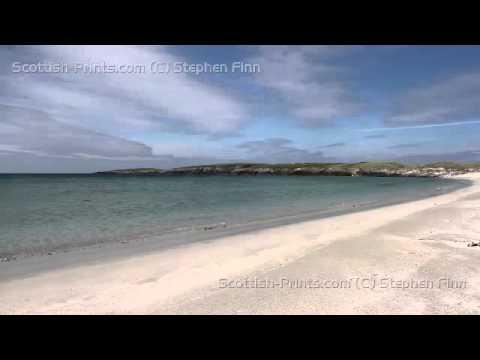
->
[95,161,480,177]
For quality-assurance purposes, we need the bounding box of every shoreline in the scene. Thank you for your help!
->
[1,173,480,314]
[0,176,468,265]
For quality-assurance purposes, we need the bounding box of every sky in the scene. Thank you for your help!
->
[1,45,480,173]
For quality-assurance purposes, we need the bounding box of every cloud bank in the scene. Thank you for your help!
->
[0,105,154,159]
[386,72,480,126]
[237,138,331,163]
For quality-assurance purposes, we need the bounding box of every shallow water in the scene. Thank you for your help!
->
[0,174,468,257]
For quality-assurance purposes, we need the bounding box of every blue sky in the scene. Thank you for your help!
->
[1,45,480,172]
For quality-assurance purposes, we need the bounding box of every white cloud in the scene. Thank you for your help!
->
[363,119,480,132]
[386,72,480,126]
[250,46,362,126]
[2,45,247,136]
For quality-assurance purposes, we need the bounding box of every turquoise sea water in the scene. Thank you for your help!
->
[0,175,469,258]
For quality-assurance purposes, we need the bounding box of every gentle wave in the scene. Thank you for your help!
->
[0,175,469,259]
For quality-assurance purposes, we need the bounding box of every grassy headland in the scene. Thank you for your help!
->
[95,161,480,177]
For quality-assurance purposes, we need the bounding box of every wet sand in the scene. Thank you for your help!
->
[1,173,480,314]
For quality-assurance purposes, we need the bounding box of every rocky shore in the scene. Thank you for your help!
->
[96,161,480,178]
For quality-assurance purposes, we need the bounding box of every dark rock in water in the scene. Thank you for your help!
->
[1,255,16,262]
[467,241,480,247]
[203,222,227,231]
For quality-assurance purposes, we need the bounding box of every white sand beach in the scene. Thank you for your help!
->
[1,173,480,315]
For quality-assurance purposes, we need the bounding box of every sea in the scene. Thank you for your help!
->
[0,174,470,258]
